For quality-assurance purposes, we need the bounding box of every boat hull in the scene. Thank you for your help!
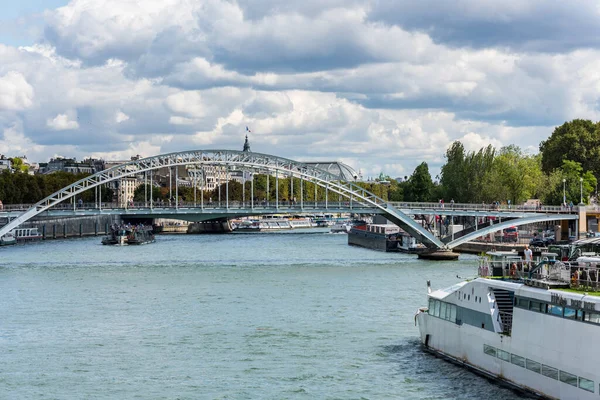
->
[416,302,598,399]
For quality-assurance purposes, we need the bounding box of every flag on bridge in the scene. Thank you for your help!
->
[246,126,251,133]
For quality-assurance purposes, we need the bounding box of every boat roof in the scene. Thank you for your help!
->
[432,277,600,304]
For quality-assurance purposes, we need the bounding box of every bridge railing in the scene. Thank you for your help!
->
[388,201,576,213]
[0,200,377,212]
[0,201,585,213]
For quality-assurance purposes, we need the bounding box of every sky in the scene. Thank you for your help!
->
[1,0,600,179]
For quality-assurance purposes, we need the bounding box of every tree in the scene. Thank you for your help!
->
[9,157,29,173]
[133,184,164,202]
[404,162,434,202]
[560,160,597,204]
[439,141,495,203]
[540,119,600,175]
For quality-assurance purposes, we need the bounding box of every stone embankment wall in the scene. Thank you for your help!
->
[29,215,121,239]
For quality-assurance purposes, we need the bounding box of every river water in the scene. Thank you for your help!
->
[0,230,524,399]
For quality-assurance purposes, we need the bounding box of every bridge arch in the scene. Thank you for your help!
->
[0,149,444,248]
[445,214,578,249]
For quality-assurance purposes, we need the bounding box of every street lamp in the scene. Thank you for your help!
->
[562,178,566,205]
[580,177,584,205]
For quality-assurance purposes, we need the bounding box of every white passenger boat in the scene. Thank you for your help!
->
[0,231,17,246]
[11,227,42,242]
[330,221,351,233]
[416,251,600,399]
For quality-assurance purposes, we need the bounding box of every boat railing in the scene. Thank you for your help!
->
[498,311,513,334]
[479,257,600,290]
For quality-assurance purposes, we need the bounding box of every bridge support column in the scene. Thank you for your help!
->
[176,166,179,210]
[52,224,56,239]
[578,208,586,239]
[276,169,279,210]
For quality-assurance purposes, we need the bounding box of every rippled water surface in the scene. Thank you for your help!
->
[0,230,525,399]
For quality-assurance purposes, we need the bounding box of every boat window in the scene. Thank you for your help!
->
[578,377,594,393]
[517,298,529,309]
[576,310,585,321]
[483,344,496,357]
[440,303,447,320]
[563,307,576,320]
[529,301,543,313]
[510,354,526,368]
[450,304,457,323]
[497,349,510,362]
[445,304,453,320]
[548,304,563,317]
[428,299,434,315]
[434,301,441,318]
[526,359,541,373]
[585,312,600,324]
[559,371,578,387]
[541,365,558,380]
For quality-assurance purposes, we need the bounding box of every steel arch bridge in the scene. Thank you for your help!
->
[0,149,447,248]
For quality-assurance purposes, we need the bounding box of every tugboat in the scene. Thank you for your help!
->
[102,224,155,245]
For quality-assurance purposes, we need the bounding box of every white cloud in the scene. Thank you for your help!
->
[46,113,79,130]
[115,111,129,123]
[0,0,597,179]
[0,71,34,110]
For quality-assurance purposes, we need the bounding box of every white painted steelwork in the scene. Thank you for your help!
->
[0,150,444,248]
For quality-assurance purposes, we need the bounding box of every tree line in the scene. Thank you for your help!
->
[2,119,599,206]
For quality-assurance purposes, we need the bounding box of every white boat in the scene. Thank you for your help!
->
[11,227,42,242]
[0,231,16,246]
[416,251,600,399]
[233,219,293,232]
[330,222,351,233]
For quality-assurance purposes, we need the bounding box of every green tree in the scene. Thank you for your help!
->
[540,119,600,175]
[404,162,434,202]
[10,157,29,173]
[560,160,597,204]
[439,141,495,202]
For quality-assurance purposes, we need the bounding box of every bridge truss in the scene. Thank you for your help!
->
[0,150,445,248]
